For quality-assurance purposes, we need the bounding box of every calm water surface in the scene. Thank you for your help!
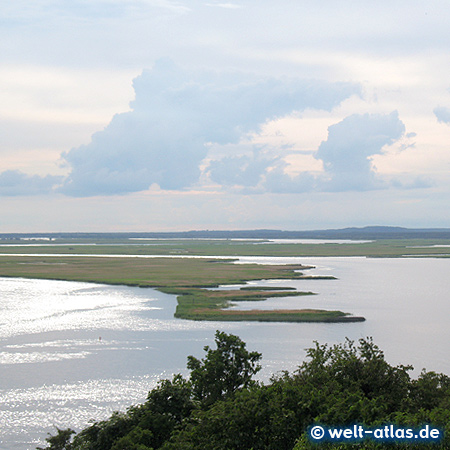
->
[0,256,449,449]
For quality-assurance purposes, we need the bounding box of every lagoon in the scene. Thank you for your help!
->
[0,256,449,449]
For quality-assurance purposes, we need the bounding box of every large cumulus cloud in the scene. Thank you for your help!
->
[60,59,360,196]
[0,170,62,196]
[315,111,406,191]
[434,106,450,124]
[207,111,407,193]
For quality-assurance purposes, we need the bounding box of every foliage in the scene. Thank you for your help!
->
[40,333,450,450]
[36,427,75,450]
[69,374,194,450]
[187,330,262,406]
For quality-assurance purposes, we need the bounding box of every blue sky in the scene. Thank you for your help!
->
[1,1,450,231]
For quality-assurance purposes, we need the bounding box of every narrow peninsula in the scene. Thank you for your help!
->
[0,252,364,323]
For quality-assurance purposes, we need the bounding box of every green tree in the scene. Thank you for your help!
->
[296,337,413,423]
[110,427,154,450]
[71,374,193,450]
[187,330,262,407]
[36,427,75,450]
[135,374,194,448]
[72,411,134,450]
[42,334,450,450]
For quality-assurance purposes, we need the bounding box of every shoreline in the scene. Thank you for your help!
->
[0,255,365,323]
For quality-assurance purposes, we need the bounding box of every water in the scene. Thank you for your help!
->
[0,257,449,449]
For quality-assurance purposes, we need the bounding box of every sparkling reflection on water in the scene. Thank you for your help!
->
[0,256,449,449]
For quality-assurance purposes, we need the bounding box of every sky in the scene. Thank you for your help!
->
[1,0,450,232]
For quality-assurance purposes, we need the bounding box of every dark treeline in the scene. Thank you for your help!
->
[39,332,450,450]
[4,226,450,241]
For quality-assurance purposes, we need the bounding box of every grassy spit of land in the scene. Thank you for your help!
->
[0,252,364,323]
[2,236,448,322]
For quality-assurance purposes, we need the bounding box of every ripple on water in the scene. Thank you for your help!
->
[0,374,169,449]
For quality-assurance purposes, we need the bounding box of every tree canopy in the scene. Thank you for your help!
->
[38,333,450,450]
[187,330,262,407]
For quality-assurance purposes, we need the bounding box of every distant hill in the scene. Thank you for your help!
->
[1,226,450,240]
[287,226,450,240]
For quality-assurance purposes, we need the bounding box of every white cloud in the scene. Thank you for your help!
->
[205,3,242,9]
[315,111,406,191]
[434,107,450,124]
[0,170,62,196]
[207,111,409,194]
[60,60,360,196]
[208,154,271,188]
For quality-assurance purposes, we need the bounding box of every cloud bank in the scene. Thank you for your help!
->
[1,62,412,198]
[434,107,450,124]
[60,60,360,196]
[315,111,406,191]
[0,170,62,196]
[208,112,406,193]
